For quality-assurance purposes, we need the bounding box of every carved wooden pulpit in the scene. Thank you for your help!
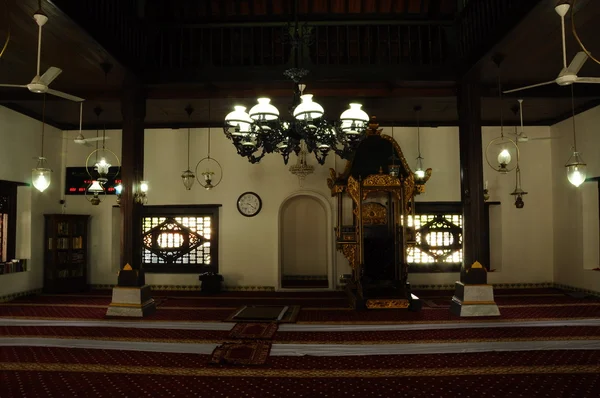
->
[327,119,430,310]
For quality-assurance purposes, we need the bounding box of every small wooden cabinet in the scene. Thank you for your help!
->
[44,214,90,293]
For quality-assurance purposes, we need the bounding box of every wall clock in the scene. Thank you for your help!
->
[237,192,262,217]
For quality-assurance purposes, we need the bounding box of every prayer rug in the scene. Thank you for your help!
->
[224,305,300,323]
[209,341,271,366]
[228,322,278,340]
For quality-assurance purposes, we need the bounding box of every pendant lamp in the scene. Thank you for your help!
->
[32,94,52,192]
[565,86,587,187]
[181,105,196,190]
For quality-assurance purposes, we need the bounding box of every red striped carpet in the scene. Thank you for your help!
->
[1,347,599,397]
[2,325,600,344]
[2,288,600,323]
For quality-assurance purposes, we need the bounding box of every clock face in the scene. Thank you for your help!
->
[237,192,262,217]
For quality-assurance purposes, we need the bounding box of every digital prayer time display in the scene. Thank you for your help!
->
[64,167,121,195]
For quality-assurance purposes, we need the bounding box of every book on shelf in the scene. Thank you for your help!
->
[0,259,27,275]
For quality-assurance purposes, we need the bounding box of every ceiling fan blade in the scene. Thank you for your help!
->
[0,84,27,88]
[46,89,85,102]
[39,67,62,86]
[83,137,111,142]
[529,137,555,141]
[566,52,589,75]
[575,77,600,84]
[503,81,555,94]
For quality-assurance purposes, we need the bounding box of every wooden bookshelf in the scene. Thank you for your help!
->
[44,214,90,293]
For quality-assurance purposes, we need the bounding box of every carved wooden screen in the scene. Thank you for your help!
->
[407,202,463,273]
[141,205,220,273]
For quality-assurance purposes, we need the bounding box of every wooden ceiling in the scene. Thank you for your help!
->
[0,0,599,130]
[144,0,458,22]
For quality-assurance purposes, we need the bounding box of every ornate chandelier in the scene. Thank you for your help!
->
[223,81,369,165]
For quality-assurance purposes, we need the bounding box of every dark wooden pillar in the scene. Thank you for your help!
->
[457,78,487,277]
[120,72,146,271]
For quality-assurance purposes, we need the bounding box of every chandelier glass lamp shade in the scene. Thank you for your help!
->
[181,105,196,190]
[223,84,370,165]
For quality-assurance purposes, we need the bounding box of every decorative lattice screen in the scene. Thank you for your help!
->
[406,214,463,265]
[142,216,213,268]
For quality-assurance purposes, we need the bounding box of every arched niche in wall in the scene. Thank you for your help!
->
[277,191,334,290]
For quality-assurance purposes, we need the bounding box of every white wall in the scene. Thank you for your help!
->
[552,105,600,292]
[58,122,557,290]
[387,125,555,286]
[61,129,122,285]
[0,106,62,297]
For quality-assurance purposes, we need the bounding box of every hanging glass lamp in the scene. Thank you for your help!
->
[32,157,51,192]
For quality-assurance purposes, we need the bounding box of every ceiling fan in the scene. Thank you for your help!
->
[504,3,600,94]
[73,103,109,146]
[0,4,84,102]
[508,100,554,143]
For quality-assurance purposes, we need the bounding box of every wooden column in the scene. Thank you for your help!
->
[120,73,146,271]
[457,78,487,276]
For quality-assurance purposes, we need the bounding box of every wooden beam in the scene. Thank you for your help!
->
[457,78,488,273]
[119,72,146,272]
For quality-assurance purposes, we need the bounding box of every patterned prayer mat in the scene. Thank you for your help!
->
[228,323,279,340]
[209,341,271,366]
[224,305,301,323]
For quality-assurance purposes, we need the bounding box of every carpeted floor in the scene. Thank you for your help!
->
[1,288,600,323]
[2,288,600,397]
[3,324,600,344]
[1,347,599,397]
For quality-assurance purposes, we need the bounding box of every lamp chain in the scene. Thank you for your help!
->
[571,85,577,151]
[416,110,422,158]
[187,115,191,169]
[498,65,504,138]
[40,94,46,158]
[207,101,212,159]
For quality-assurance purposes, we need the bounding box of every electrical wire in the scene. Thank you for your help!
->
[0,0,9,59]
[207,101,211,159]
[571,0,600,66]
[40,94,46,158]
[570,85,577,151]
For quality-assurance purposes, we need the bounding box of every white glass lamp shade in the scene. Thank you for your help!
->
[340,103,369,134]
[32,167,51,192]
[497,149,512,167]
[225,106,253,134]
[249,98,279,121]
[181,170,195,190]
[415,157,425,180]
[114,184,123,195]
[140,181,149,193]
[95,157,111,177]
[88,180,104,193]
[566,151,587,187]
[293,94,324,121]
